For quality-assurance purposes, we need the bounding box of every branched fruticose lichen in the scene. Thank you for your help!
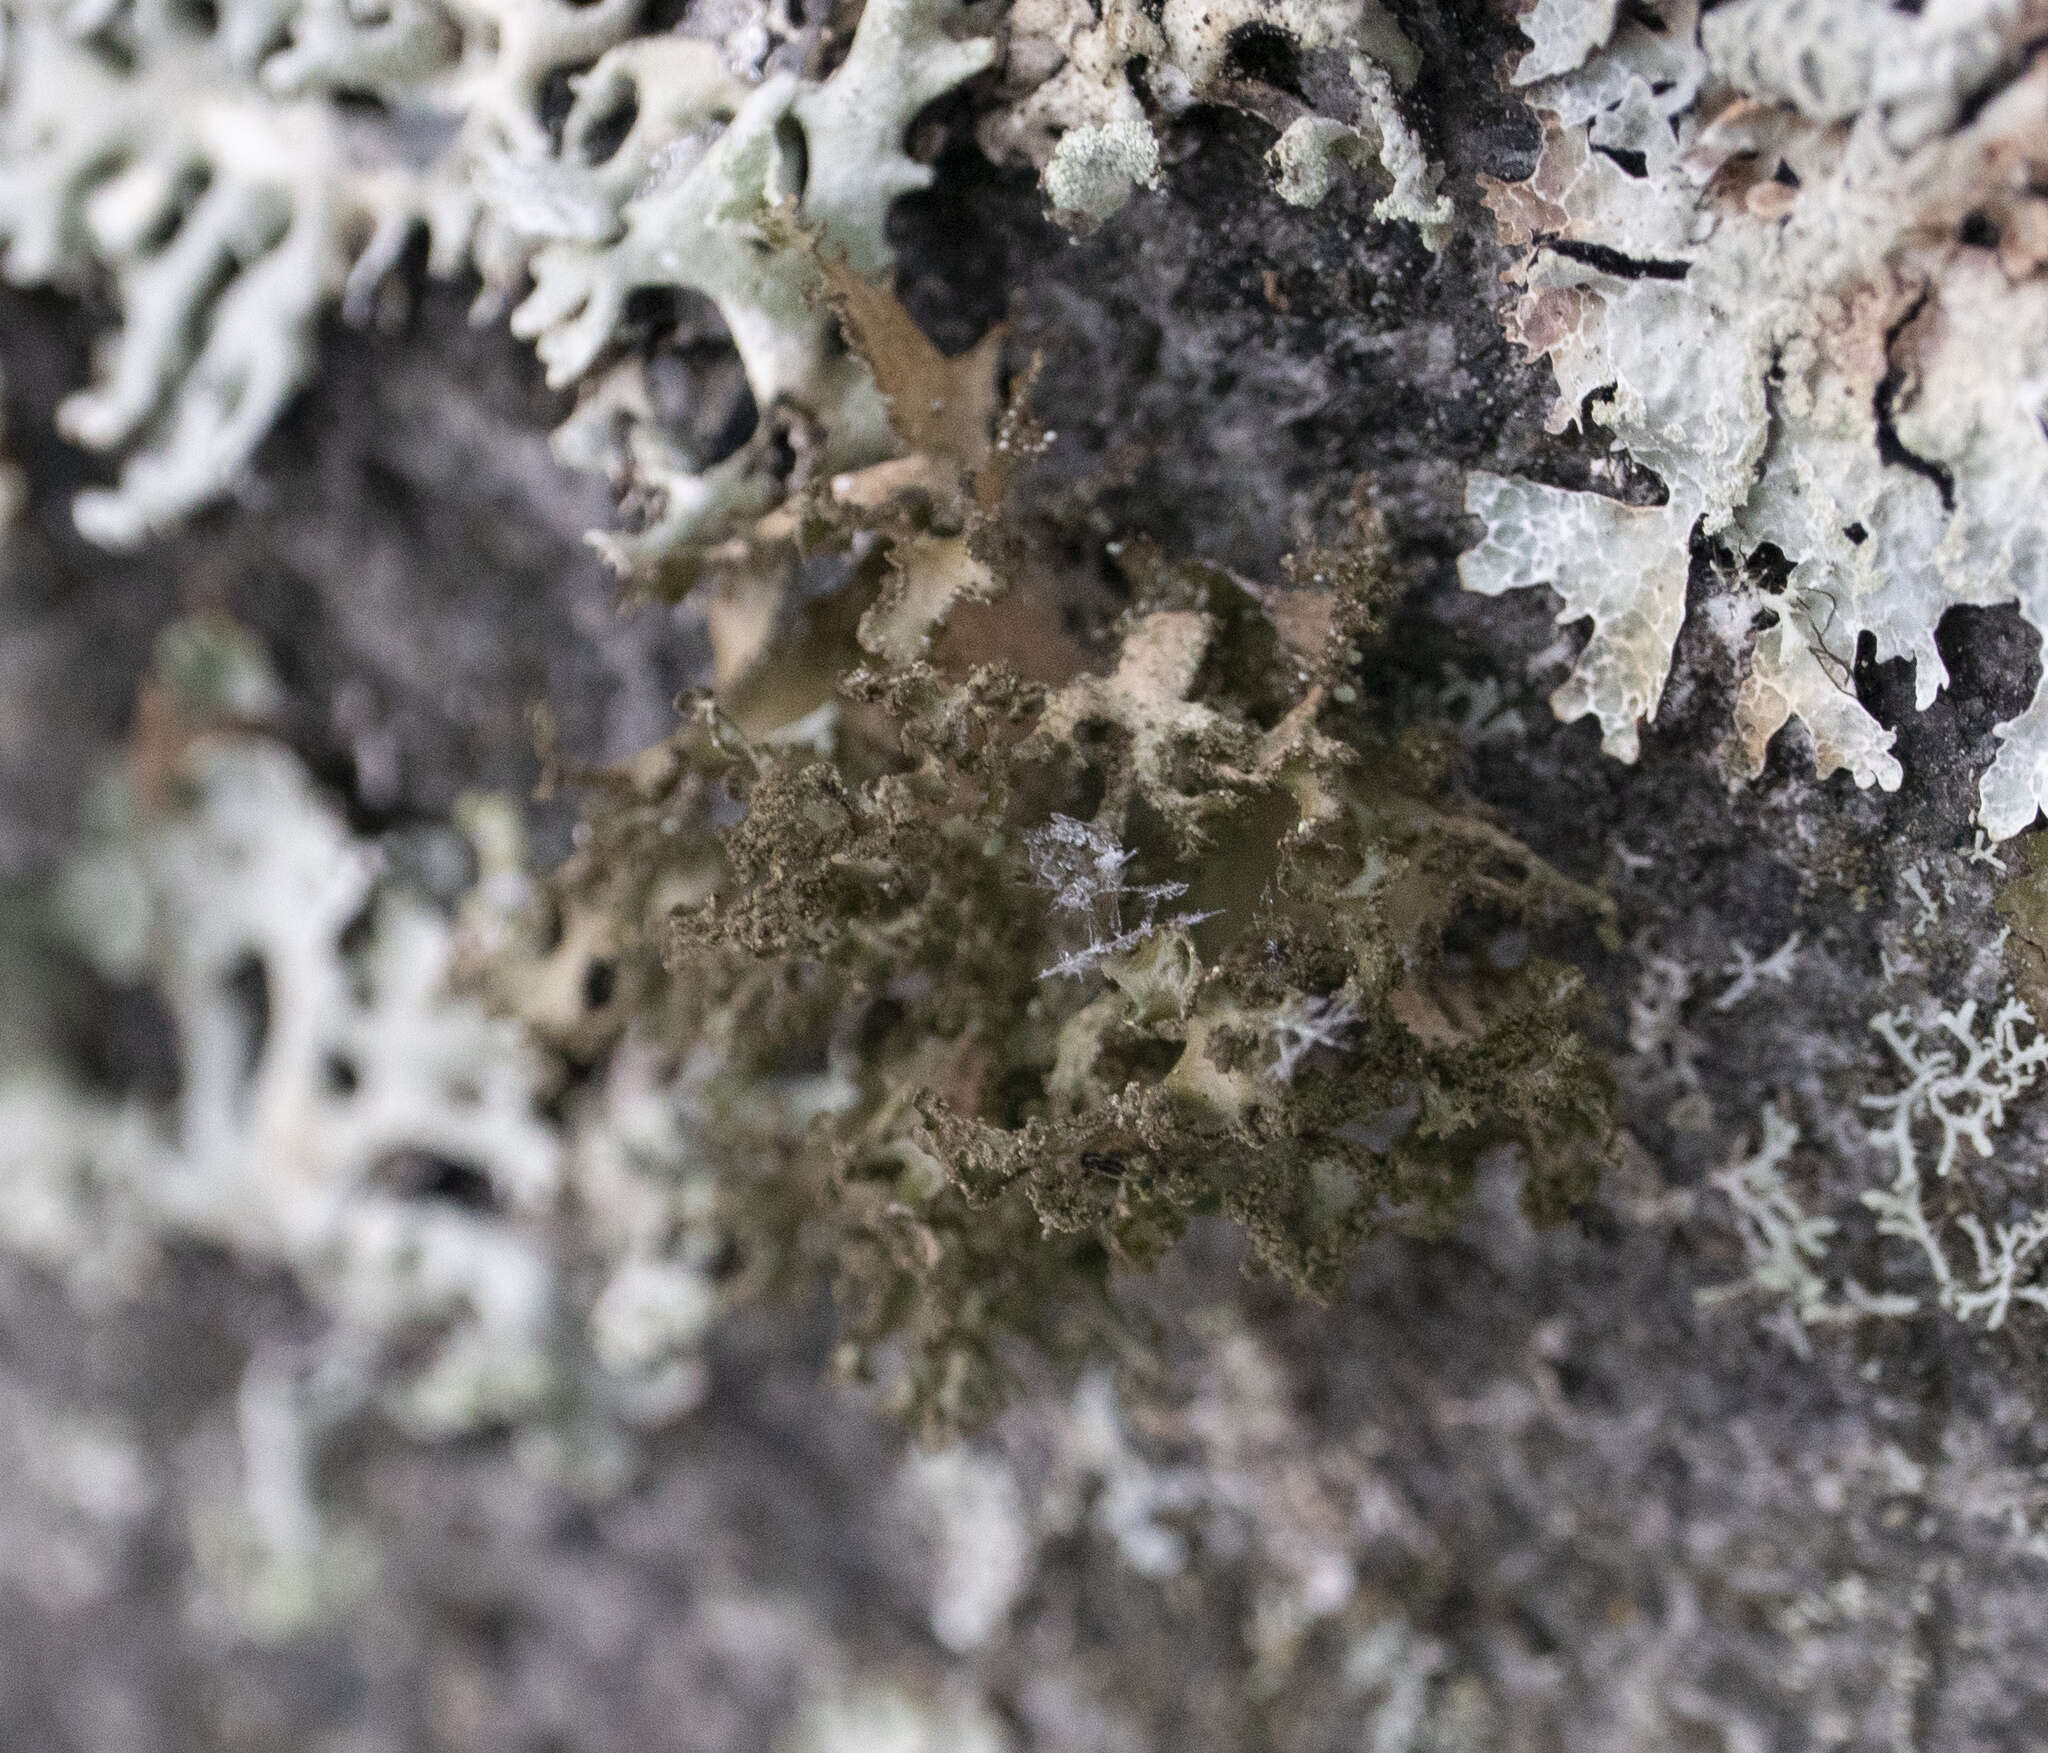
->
[3,6,1614,1446]
[1704,996,2048,1340]
[1463,0,2048,837]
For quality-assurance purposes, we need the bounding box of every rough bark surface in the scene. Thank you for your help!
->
[6,3,2048,1749]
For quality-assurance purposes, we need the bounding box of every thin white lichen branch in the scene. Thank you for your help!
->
[1964,829,2009,872]
[1901,864,1943,939]
[1861,1000,2048,1182]
[1949,1209,2048,1330]
[1852,998,2048,1328]
[1713,932,1801,1012]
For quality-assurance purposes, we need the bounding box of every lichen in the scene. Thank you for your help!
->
[0,0,639,542]
[0,619,737,1619]
[514,324,1615,1427]
[981,0,1449,241]
[513,0,996,583]
[1703,994,2048,1342]
[0,0,994,571]
[1462,0,2048,835]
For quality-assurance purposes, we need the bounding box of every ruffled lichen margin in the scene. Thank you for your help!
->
[1461,0,2048,839]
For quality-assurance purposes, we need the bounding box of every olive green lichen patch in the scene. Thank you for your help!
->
[1997,832,2048,1021]
[517,429,1614,1428]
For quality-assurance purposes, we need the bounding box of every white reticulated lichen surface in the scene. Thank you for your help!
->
[0,0,644,545]
[981,0,1449,241]
[1460,0,2048,836]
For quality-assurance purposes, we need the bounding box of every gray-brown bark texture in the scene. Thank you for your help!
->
[7,0,2048,1748]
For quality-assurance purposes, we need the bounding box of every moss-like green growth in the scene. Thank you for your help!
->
[481,278,1613,1435]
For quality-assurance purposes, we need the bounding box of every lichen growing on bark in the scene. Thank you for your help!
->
[492,285,1616,1428]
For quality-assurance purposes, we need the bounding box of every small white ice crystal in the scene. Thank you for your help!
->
[1025,813,1166,916]
[1266,993,1361,1081]
[1462,0,2048,837]
[1025,813,1213,979]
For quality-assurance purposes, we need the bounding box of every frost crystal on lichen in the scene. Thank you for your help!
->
[1025,814,1212,980]
[1265,992,1360,1082]
[1463,0,2048,835]
[0,0,642,543]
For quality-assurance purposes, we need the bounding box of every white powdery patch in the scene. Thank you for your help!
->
[1461,0,2048,837]
[896,1444,1034,1652]
[783,1678,1012,1753]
